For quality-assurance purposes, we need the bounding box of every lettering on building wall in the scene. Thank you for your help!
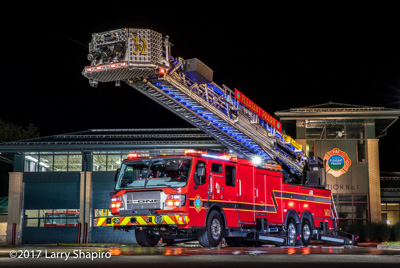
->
[326,184,359,191]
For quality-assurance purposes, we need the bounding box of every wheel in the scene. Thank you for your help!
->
[286,218,297,245]
[198,210,223,247]
[301,219,312,246]
[135,229,160,247]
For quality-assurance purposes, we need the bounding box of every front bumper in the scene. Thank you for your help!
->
[96,214,189,227]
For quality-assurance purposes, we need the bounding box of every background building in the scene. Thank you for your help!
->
[381,171,400,225]
[275,102,400,227]
[0,102,399,245]
[0,128,225,244]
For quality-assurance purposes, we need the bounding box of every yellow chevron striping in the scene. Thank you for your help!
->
[97,217,106,227]
[135,216,147,225]
[164,215,175,224]
[121,217,131,226]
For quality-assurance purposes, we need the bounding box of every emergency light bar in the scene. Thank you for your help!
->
[127,152,138,160]
[85,61,128,73]
[184,150,232,161]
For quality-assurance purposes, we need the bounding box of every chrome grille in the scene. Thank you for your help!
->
[124,191,161,210]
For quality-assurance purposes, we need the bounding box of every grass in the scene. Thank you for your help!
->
[382,241,400,245]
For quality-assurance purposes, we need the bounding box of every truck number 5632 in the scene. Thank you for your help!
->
[132,38,148,55]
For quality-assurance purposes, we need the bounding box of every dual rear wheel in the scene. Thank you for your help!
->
[286,218,313,246]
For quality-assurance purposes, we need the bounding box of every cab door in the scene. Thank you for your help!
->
[237,163,255,224]
[188,159,208,227]
[208,161,238,228]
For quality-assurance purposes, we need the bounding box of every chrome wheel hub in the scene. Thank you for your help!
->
[211,218,221,240]
[288,223,296,240]
[303,224,311,241]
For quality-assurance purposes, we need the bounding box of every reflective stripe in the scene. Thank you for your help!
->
[175,215,184,224]
[121,217,131,226]
[96,214,188,226]
[136,216,147,225]
[164,215,176,225]
[97,217,106,227]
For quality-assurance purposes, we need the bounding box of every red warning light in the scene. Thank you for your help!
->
[159,68,166,76]
[127,152,138,159]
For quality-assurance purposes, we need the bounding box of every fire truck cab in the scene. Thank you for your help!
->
[98,150,355,247]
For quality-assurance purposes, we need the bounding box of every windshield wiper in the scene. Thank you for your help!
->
[154,184,179,191]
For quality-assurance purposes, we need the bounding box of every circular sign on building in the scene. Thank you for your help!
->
[323,148,351,177]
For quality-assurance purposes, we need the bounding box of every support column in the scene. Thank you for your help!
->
[368,139,381,223]
[79,172,92,243]
[6,172,24,245]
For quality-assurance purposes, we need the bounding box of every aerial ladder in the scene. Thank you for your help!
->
[82,28,323,184]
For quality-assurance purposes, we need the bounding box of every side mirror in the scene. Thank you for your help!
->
[194,165,206,187]
[114,168,120,183]
[197,166,206,178]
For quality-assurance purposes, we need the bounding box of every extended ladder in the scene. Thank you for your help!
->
[82,28,307,179]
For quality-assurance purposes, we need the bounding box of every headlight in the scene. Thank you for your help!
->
[165,194,186,209]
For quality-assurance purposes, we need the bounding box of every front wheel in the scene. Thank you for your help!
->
[198,210,223,247]
[135,229,160,247]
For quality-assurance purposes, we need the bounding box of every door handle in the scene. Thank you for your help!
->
[238,179,241,197]
[255,188,258,199]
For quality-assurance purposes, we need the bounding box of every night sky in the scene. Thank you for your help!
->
[1,5,400,171]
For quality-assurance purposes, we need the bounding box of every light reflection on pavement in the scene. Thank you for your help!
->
[104,244,399,256]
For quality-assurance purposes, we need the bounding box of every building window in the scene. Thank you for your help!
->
[357,140,367,163]
[93,151,150,172]
[305,119,366,140]
[326,122,345,139]
[334,194,369,227]
[381,203,400,225]
[346,122,365,139]
[92,150,186,172]
[24,152,82,172]
[305,120,325,139]
[24,209,80,227]
[306,140,315,158]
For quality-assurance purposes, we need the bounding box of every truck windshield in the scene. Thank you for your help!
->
[115,157,192,190]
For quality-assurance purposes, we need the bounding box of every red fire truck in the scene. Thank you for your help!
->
[97,150,356,247]
[82,28,357,247]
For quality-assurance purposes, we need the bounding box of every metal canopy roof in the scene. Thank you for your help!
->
[0,128,225,152]
[275,102,400,138]
[275,102,400,119]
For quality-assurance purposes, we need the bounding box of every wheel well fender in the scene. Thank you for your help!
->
[300,210,315,230]
[284,209,300,229]
[204,204,227,229]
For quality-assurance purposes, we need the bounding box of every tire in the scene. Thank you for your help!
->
[135,229,160,247]
[301,219,312,246]
[286,218,297,246]
[198,210,223,247]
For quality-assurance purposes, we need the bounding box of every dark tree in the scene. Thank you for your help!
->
[0,120,40,196]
